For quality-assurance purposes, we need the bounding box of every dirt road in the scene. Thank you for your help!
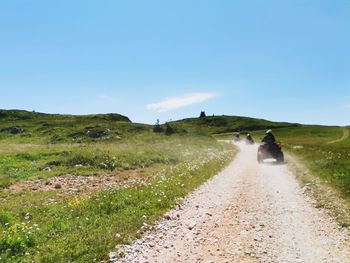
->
[328,127,349,144]
[112,143,350,263]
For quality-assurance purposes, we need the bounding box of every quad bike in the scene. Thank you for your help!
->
[257,142,284,163]
[245,137,254,145]
[233,133,241,142]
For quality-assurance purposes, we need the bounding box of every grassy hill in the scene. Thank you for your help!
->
[0,110,303,143]
[0,109,131,122]
[0,109,150,144]
[169,115,300,135]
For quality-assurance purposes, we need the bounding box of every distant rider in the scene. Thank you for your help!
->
[246,133,254,143]
[262,129,276,144]
[234,132,240,141]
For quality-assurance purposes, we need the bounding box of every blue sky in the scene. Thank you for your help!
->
[0,0,349,125]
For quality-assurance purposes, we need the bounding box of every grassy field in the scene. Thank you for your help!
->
[0,110,236,262]
[1,110,350,261]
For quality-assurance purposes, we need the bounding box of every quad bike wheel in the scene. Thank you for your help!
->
[276,152,284,163]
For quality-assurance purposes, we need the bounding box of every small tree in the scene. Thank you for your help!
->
[153,119,164,133]
[165,123,174,136]
[199,111,206,118]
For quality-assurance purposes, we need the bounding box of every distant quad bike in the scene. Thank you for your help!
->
[245,137,254,145]
[233,133,241,142]
[257,142,284,163]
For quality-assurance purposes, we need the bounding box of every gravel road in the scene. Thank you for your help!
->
[111,142,350,263]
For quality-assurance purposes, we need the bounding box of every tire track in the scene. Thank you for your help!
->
[328,128,349,144]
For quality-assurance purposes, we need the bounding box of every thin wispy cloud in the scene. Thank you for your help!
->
[146,92,217,112]
[345,103,350,109]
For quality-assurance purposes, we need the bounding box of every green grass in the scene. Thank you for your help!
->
[2,150,233,262]
[170,115,299,135]
[0,141,179,187]
[0,109,148,144]
[274,126,350,198]
[0,110,239,262]
[0,131,235,262]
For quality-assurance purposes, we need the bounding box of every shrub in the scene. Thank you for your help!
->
[153,119,163,133]
[0,222,39,260]
[165,123,174,136]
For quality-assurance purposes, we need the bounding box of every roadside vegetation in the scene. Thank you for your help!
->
[0,110,235,262]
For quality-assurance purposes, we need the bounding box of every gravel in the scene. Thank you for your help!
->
[111,142,350,263]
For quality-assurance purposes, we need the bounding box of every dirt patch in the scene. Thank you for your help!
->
[6,169,156,196]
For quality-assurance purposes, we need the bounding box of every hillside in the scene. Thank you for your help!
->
[0,109,149,144]
[0,110,305,143]
[169,115,300,135]
[0,109,131,122]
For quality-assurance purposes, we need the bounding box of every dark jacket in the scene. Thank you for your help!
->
[262,133,276,144]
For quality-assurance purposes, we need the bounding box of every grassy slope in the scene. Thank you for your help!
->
[0,110,152,187]
[0,110,236,262]
[0,109,147,145]
[170,115,299,135]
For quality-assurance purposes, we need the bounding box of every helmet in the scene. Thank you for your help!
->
[266,129,272,134]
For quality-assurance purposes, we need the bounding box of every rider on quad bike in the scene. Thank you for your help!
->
[258,129,284,163]
[261,129,276,144]
[245,133,254,144]
[233,132,241,142]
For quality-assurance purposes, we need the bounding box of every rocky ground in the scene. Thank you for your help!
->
[110,142,350,263]
[6,169,152,195]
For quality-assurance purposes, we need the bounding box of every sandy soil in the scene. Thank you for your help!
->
[111,142,350,263]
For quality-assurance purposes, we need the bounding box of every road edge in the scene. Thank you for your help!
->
[286,153,350,229]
